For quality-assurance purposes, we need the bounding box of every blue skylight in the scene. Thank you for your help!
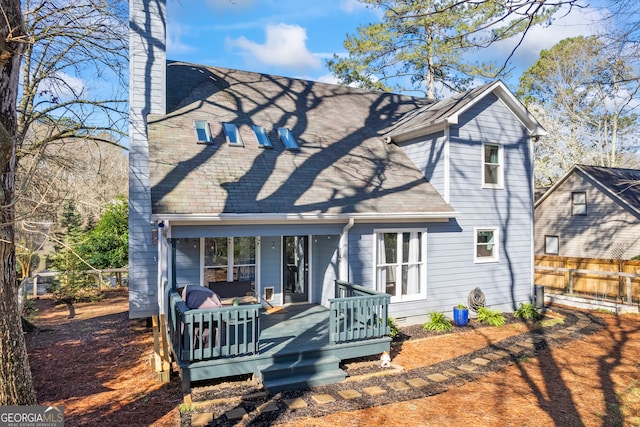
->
[252,125,273,148]
[277,127,299,150]
[194,120,212,143]
[222,122,243,146]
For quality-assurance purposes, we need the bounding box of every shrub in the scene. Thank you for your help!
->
[423,312,453,332]
[477,307,505,326]
[455,303,467,309]
[388,317,400,338]
[514,302,540,321]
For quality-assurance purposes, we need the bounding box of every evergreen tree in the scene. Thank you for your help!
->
[327,0,556,98]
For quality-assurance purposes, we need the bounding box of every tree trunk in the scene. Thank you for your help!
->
[0,0,37,405]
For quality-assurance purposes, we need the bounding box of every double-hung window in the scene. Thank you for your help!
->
[572,192,586,215]
[475,228,499,263]
[204,237,256,283]
[375,230,426,301]
[483,142,503,188]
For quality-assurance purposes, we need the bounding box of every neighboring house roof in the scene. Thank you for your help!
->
[384,80,546,142]
[535,164,640,215]
[149,61,510,221]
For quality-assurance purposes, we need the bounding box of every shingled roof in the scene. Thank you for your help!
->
[147,61,459,220]
[577,165,640,213]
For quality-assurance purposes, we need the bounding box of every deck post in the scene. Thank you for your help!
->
[151,314,171,382]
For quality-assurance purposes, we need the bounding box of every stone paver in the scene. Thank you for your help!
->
[457,364,478,372]
[284,398,308,409]
[191,412,213,426]
[426,373,449,382]
[506,345,524,354]
[363,386,387,396]
[338,389,362,400]
[406,378,430,388]
[388,381,410,391]
[257,402,279,414]
[224,407,247,421]
[442,368,465,377]
[484,352,507,361]
[471,357,491,366]
[517,341,535,348]
[311,394,335,405]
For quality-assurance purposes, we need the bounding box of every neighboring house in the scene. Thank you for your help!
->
[535,164,640,259]
[129,1,544,391]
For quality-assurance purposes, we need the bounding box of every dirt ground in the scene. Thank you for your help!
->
[25,289,640,426]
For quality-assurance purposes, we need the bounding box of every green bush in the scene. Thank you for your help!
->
[477,307,505,326]
[514,302,540,321]
[423,312,453,333]
[388,317,400,338]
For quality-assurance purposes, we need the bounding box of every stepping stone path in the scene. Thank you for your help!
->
[187,310,594,426]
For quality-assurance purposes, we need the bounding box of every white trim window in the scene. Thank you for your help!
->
[544,235,559,255]
[475,228,499,263]
[194,120,212,143]
[571,191,587,216]
[375,230,427,301]
[482,142,503,188]
[204,237,256,283]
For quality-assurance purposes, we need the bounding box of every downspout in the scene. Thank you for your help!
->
[339,218,355,281]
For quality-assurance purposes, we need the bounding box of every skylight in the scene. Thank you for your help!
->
[252,125,273,148]
[222,122,243,146]
[277,127,299,150]
[194,120,212,143]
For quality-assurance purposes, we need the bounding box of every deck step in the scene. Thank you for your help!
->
[258,355,346,393]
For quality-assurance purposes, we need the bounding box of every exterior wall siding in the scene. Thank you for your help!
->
[535,171,640,259]
[350,93,536,325]
[128,0,167,318]
[400,131,447,197]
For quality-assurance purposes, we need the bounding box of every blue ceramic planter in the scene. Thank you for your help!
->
[453,307,469,326]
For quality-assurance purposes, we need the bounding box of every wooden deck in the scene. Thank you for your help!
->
[169,282,391,393]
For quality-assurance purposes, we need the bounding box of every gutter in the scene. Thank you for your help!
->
[339,218,355,282]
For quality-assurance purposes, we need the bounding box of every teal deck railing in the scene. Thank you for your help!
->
[168,290,261,362]
[329,280,390,344]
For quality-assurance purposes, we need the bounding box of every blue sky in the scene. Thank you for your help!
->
[167,0,606,92]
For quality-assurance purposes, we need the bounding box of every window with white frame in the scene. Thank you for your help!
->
[277,127,300,150]
[545,235,559,255]
[375,230,426,301]
[204,237,256,283]
[571,192,586,215]
[194,120,212,143]
[222,122,243,146]
[475,228,499,262]
[483,142,503,188]
[252,125,273,148]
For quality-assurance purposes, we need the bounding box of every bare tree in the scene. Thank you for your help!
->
[0,0,37,405]
[0,0,128,404]
[15,0,128,271]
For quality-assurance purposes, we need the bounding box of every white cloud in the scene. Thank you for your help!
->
[39,72,86,100]
[492,5,607,72]
[227,24,322,71]
[167,22,196,55]
[340,0,367,13]
[315,73,340,84]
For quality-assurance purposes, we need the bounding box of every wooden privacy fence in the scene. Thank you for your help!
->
[535,256,640,303]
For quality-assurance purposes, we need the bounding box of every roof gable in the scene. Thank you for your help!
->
[535,164,640,215]
[384,81,546,142]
